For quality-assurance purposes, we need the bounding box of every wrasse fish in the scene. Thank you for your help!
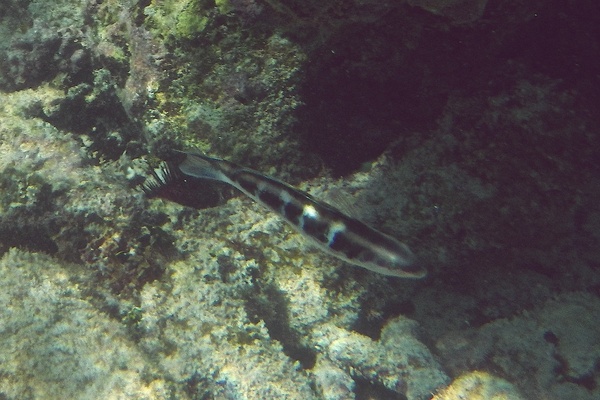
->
[142,152,426,278]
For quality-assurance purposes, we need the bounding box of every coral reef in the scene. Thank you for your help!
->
[0,0,599,398]
[312,318,449,399]
[0,0,89,91]
[0,87,173,296]
[133,191,448,398]
[138,257,319,398]
[0,249,170,399]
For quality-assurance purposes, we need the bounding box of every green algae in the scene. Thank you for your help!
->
[144,0,214,40]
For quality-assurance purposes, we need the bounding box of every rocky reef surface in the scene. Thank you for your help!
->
[1,0,599,399]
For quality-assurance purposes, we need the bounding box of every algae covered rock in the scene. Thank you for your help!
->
[0,249,168,399]
[138,254,319,399]
[0,86,173,295]
[433,371,524,400]
[313,316,449,400]
[436,292,600,400]
[312,357,356,400]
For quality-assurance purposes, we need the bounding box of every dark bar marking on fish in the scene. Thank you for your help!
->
[235,172,259,196]
[329,229,362,259]
[257,187,285,212]
[283,202,304,225]
[145,151,427,279]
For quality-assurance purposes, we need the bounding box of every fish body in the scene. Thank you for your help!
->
[143,152,426,278]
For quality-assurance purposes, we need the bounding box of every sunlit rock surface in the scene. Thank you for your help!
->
[1,0,599,398]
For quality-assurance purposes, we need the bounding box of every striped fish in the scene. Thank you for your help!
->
[142,152,426,278]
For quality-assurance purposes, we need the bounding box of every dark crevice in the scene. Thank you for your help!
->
[244,283,317,369]
[354,377,407,400]
[296,1,600,176]
[39,77,143,160]
[0,225,58,256]
[352,300,416,340]
[547,331,598,391]
[297,15,443,175]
